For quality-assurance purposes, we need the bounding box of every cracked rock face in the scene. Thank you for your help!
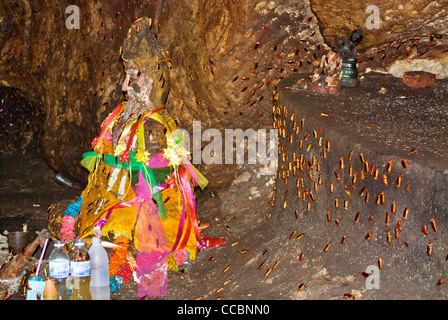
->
[0,0,446,188]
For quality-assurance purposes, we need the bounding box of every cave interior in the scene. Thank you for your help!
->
[0,0,447,300]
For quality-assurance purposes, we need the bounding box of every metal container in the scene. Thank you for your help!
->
[339,58,360,87]
[7,231,27,255]
[55,170,75,188]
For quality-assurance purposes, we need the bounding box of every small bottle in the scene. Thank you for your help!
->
[48,240,70,300]
[89,227,110,300]
[43,278,58,300]
[69,239,92,300]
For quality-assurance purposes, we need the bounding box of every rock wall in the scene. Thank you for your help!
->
[0,0,446,188]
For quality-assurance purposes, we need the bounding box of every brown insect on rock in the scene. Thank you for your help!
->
[361,272,370,278]
[343,293,355,300]
[264,268,272,277]
[377,258,383,270]
[403,208,409,220]
[296,233,305,241]
[395,175,402,188]
[427,243,433,256]
[359,153,365,163]
[340,157,344,170]
[359,187,366,197]
[360,169,365,181]
[323,242,331,252]
[354,212,360,224]
[401,159,407,168]
[385,212,390,226]
[222,279,232,287]
[430,218,437,233]
[289,230,297,239]
[365,192,370,204]
[382,174,388,186]
[386,160,392,173]
[272,260,280,270]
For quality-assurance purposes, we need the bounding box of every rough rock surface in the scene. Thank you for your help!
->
[4,72,447,300]
[1,0,445,189]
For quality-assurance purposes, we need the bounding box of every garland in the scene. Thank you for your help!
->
[109,236,132,284]
[60,196,83,242]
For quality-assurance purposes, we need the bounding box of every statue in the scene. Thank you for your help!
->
[50,17,224,298]
[311,50,342,89]
[337,29,363,87]
[310,29,363,91]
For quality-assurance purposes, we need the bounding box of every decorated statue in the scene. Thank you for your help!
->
[310,29,363,90]
[51,17,224,298]
[311,50,342,88]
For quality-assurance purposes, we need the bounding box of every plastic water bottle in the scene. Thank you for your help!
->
[48,240,70,300]
[89,227,110,300]
[70,239,92,300]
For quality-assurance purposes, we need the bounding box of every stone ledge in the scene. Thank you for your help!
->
[272,72,448,299]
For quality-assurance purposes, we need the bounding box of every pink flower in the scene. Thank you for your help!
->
[173,249,188,266]
[60,215,76,242]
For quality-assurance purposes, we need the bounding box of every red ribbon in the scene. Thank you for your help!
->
[174,166,225,251]
[93,103,124,148]
[179,166,203,248]
[92,104,165,150]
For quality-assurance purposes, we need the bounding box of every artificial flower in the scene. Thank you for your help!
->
[109,236,130,277]
[110,275,123,293]
[64,196,83,218]
[91,136,99,149]
[173,249,189,266]
[116,262,133,283]
[113,143,126,157]
[162,136,190,168]
[60,215,76,242]
[164,174,178,189]
[93,136,106,154]
[119,151,130,163]
[135,150,150,163]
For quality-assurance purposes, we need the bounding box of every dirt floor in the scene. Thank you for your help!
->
[1,71,447,300]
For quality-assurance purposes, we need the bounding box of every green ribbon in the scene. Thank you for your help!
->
[81,151,167,219]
